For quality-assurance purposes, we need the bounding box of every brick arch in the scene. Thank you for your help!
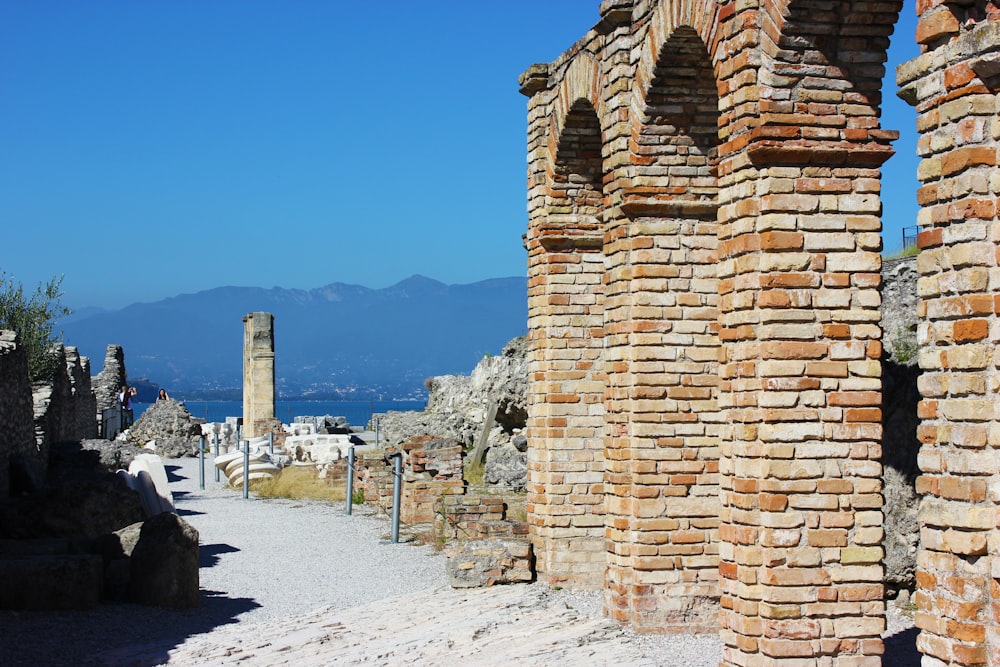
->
[752,0,902,162]
[633,0,724,111]
[545,52,605,176]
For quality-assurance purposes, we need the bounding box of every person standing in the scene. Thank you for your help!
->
[120,384,137,427]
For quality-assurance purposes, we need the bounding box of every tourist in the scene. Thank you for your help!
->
[157,388,170,401]
[120,384,137,427]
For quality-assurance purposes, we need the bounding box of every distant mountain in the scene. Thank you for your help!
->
[60,275,528,400]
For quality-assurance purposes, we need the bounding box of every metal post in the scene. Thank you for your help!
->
[268,431,274,456]
[199,435,205,490]
[346,446,355,516]
[374,416,380,447]
[243,439,250,500]
[213,433,220,482]
[391,452,402,543]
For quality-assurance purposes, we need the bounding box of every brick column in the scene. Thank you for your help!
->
[604,203,722,633]
[717,150,889,664]
[521,57,607,587]
[899,12,1000,667]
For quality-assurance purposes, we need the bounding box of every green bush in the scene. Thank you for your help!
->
[0,272,71,382]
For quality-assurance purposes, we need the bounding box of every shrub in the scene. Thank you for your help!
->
[0,272,71,382]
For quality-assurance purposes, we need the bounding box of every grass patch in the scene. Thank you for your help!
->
[890,325,918,364]
[253,466,346,503]
[464,459,485,486]
[884,244,919,259]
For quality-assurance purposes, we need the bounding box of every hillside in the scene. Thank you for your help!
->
[60,276,527,399]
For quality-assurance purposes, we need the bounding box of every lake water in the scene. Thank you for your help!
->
[133,399,426,428]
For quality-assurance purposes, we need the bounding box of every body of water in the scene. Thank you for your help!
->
[133,399,426,428]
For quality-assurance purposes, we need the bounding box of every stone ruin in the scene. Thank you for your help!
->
[521,1,1000,664]
[378,336,530,491]
[0,331,198,610]
[243,311,276,439]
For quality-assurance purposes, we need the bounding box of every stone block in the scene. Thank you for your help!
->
[0,554,103,610]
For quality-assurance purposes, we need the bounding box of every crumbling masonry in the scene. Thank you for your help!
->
[522,1,1000,664]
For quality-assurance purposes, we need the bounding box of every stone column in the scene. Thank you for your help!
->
[242,312,275,439]
[899,12,1000,667]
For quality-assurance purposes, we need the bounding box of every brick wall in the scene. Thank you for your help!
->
[898,8,1000,666]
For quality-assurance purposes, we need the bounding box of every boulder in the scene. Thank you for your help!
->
[130,512,200,608]
[444,539,534,588]
[484,443,527,491]
[126,399,203,458]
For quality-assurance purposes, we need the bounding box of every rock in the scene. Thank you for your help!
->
[126,399,203,458]
[444,539,534,588]
[375,337,528,492]
[426,337,528,434]
[378,409,473,450]
[512,433,528,453]
[81,438,141,472]
[92,521,142,602]
[130,512,200,608]
[484,443,527,491]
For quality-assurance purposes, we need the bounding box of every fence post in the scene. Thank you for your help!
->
[391,452,402,543]
[213,433,220,483]
[346,445,356,516]
[199,435,205,490]
[243,439,250,500]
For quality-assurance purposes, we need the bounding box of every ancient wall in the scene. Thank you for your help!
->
[0,331,38,497]
[242,312,275,439]
[518,0,969,664]
[897,8,1000,666]
[93,344,126,439]
[33,345,98,450]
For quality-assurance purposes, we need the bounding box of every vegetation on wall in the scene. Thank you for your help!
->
[0,272,71,382]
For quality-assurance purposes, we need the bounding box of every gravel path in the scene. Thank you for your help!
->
[0,455,919,666]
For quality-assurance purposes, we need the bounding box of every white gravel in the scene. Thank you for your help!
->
[0,455,918,666]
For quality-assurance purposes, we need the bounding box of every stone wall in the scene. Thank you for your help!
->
[522,1,1000,664]
[33,345,98,454]
[93,344,125,414]
[0,331,39,497]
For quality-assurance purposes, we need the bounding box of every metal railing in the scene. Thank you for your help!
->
[902,226,918,251]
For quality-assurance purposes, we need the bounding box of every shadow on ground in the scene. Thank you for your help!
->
[0,588,261,667]
[200,543,239,568]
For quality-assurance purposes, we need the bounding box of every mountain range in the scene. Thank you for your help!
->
[59,275,528,400]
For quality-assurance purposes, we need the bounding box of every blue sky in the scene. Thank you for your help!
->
[2,1,919,310]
